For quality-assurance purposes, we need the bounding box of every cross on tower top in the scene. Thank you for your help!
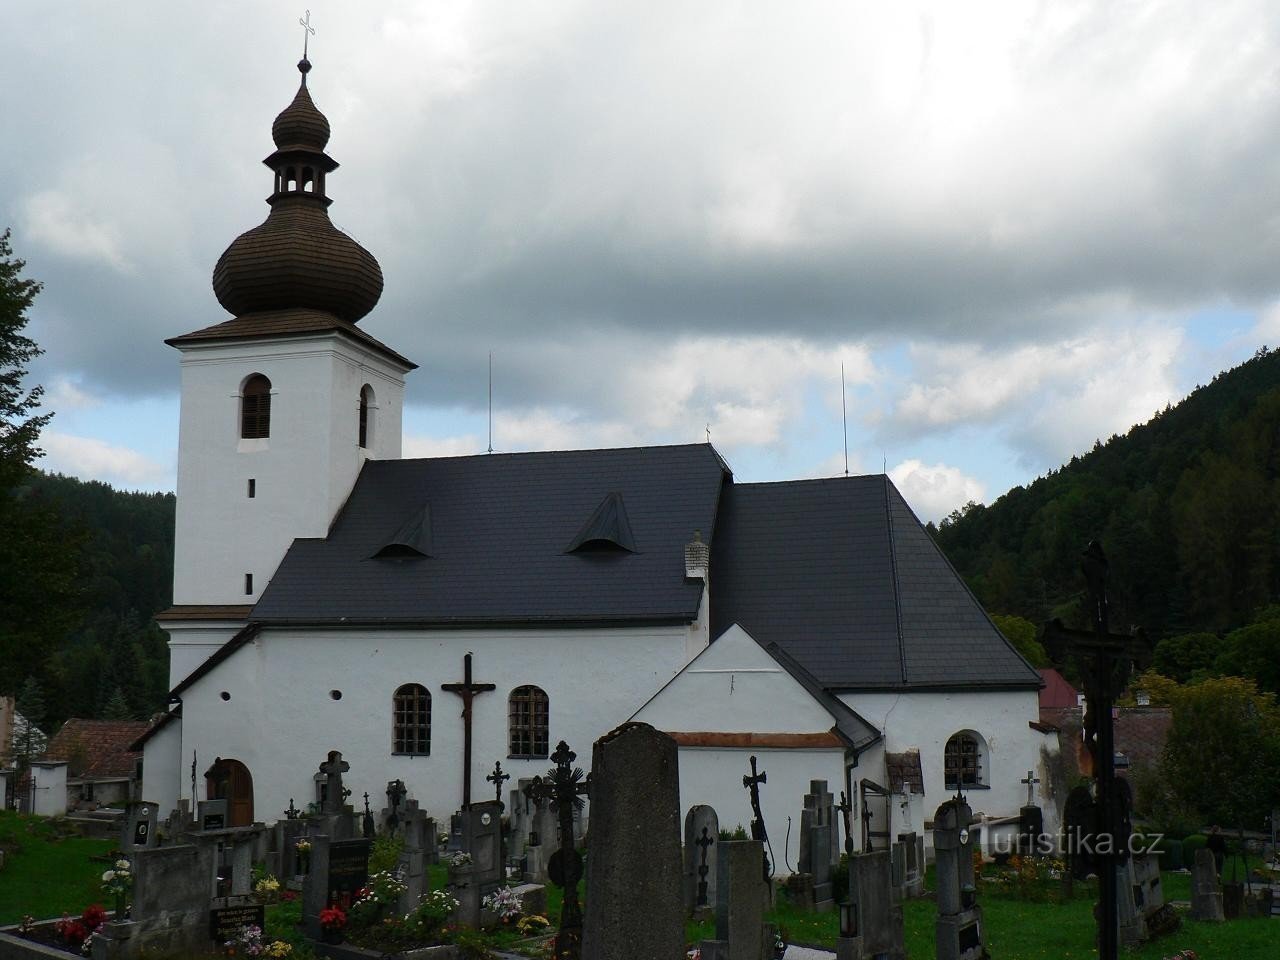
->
[298,9,315,60]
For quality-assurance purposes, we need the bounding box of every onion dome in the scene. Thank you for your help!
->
[212,59,383,324]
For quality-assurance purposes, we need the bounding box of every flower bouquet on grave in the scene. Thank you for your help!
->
[294,839,312,874]
[101,858,133,918]
[319,906,348,944]
[481,885,523,925]
[403,889,459,942]
[16,915,35,939]
[253,874,281,904]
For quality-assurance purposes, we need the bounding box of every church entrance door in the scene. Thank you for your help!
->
[205,758,254,826]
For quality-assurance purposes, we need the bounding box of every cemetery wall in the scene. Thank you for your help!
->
[173,335,406,609]
[176,624,691,818]
[676,746,848,873]
[843,689,1042,832]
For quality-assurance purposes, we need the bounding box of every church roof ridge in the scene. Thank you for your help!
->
[388,440,728,467]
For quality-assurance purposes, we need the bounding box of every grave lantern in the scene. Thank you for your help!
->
[839,899,857,938]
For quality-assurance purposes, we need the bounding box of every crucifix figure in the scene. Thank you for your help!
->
[298,9,315,60]
[285,797,299,820]
[695,827,715,907]
[1021,770,1041,807]
[385,779,407,836]
[362,792,376,839]
[442,653,496,809]
[318,750,349,815]
[742,755,772,881]
[524,741,591,960]
[1042,540,1152,960]
[836,790,854,857]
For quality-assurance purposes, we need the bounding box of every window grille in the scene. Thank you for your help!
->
[241,375,272,439]
[944,733,981,788]
[508,686,549,758]
[393,684,431,754]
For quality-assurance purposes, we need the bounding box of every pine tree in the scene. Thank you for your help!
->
[102,686,133,721]
[0,228,51,488]
[13,676,47,770]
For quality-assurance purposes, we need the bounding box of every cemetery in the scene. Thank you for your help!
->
[0,721,1277,960]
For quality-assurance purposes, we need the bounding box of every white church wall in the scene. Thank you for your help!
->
[843,689,1042,825]
[139,718,182,816]
[163,621,245,689]
[175,623,691,821]
[172,334,407,608]
[632,624,837,734]
[675,746,849,876]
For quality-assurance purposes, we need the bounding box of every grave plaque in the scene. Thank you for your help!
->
[209,903,265,942]
[327,838,371,906]
[199,799,228,832]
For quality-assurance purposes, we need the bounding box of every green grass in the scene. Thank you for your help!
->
[0,811,116,924]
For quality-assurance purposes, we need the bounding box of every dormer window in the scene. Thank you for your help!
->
[565,491,637,554]
[241,374,272,439]
[358,384,374,448]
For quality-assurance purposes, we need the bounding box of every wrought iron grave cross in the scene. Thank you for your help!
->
[523,741,591,960]
[742,754,772,880]
[695,827,715,907]
[488,760,511,868]
[836,790,854,856]
[442,653,496,809]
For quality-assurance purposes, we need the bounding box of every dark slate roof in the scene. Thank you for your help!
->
[251,444,729,624]
[709,475,1041,691]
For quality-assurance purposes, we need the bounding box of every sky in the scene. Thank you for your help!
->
[4,1,1278,521]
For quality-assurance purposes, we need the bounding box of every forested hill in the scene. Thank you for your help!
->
[931,346,1280,645]
[11,472,174,729]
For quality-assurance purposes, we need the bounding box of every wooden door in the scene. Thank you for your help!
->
[206,758,254,826]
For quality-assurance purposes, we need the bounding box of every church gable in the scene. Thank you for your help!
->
[251,443,728,624]
[710,475,1040,691]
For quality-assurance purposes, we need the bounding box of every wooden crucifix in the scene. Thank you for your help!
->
[442,653,495,810]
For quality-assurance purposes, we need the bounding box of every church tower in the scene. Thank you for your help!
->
[162,57,414,680]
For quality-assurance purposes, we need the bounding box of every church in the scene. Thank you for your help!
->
[136,57,1049,869]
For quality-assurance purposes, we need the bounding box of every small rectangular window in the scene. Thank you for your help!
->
[247,479,256,498]
[244,573,253,595]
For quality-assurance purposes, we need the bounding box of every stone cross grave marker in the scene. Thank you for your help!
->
[698,840,768,960]
[847,849,906,960]
[582,723,683,960]
[318,750,349,815]
[684,804,720,916]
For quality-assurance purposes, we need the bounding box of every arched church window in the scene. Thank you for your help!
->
[393,683,431,754]
[508,685,549,759]
[241,374,272,439]
[944,731,986,789]
[302,166,314,192]
[358,384,374,448]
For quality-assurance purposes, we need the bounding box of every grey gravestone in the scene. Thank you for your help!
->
[1190,848,1224,922]
[699,840,768,960]
[302,835,371,937]
[197,799,228,832]
[318,750,349,816]
[582,723,684,960]
[891,832,925,900]
[461,800,504,893]
[1118,852,1177,946]
[447,860,483,928]
[849,849,905,960]
[684,804,720,916]
[101,843,218,958]
[800,779,838,873]
[121,801,159,852]
[811,823,835,911]
[395,847,427,914]
[934,797,984,960]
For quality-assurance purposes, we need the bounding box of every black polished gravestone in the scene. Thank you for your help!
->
[209,903,265,943]
[327,839,371,905]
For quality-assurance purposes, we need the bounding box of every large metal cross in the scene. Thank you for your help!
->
[442,653,496,810]
[298,9,315,59]
[487,760,511,869]
[1042,540,1152,960]
[742,755,772,880]
[836,790,854,856]
[524,741,591,960]
[695,827,715,907]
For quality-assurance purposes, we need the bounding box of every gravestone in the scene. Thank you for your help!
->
[800,779,839,874]
[684,804,720,917]
[302,835,371,937]
[846,849,905,960]
[93,843,218,959]
[395,845,427,914]
[120,801,159,852]
[1118,851,1179,946]
[197,799,228,832]
[1190,848,1224,922]
[271,817,310,884]
[318,750,349,815]
[524,792,557,882]
[934,797,984,960]
[447,859,483,929]
[582,723,684,960]
[699,840,769,960]
[460,800,504,894]
[890,832,925,899]
[810,823,835,911]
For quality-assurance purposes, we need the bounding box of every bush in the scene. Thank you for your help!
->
[369,834,404,874]
[1158,838,1184,871]
[1182,834,1208,862]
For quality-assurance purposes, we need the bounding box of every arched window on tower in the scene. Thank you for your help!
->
[508,685,549,759]
[240,374,272,439]
[285,166,298,191]
[944,730,987,790]
[393,683,431,754]
[358,384,374,448]
[301,166,314,193]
